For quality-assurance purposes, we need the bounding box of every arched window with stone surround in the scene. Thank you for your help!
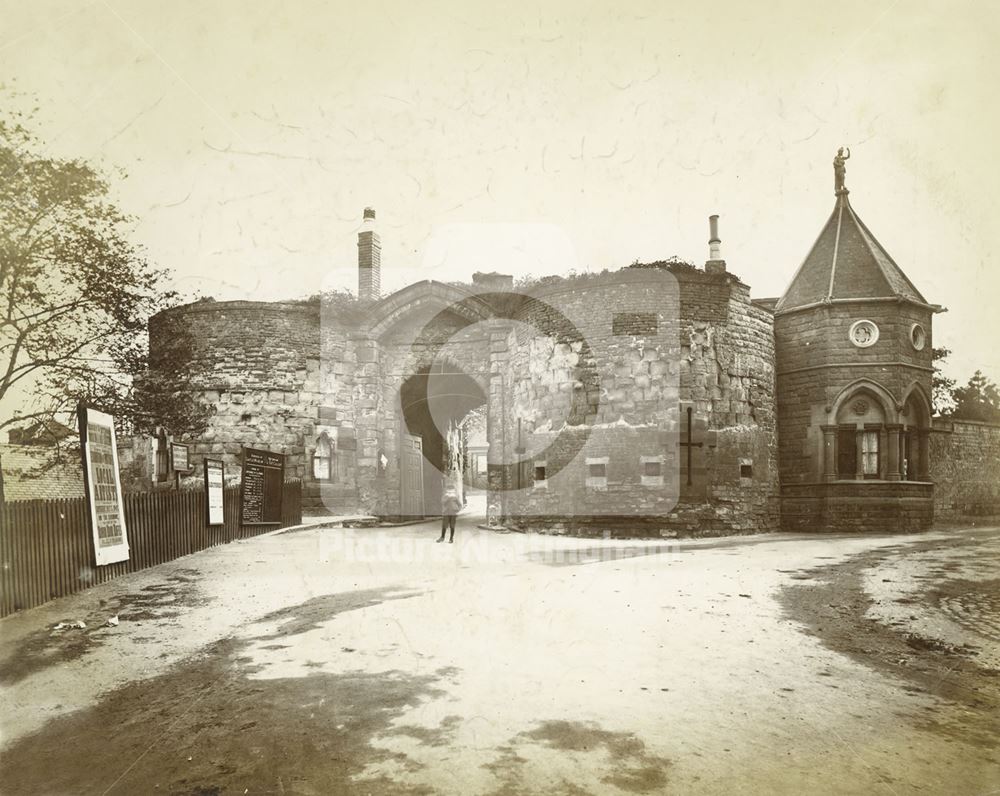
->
[834,390,887,480]
[900,387,932,481]
[312,433,333,481]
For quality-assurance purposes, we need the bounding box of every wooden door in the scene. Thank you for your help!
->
[837,428,856,479]
[400,433,425,518]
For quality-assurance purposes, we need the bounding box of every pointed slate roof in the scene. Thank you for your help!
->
[775,191,927,313]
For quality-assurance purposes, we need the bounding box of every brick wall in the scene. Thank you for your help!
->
[0,445,84,501]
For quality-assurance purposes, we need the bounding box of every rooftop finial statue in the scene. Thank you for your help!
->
[834,146,851,195]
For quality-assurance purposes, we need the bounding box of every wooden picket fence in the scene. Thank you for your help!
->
[0,481,302,617]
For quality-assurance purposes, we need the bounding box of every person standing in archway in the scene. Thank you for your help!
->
[437,485,462,544]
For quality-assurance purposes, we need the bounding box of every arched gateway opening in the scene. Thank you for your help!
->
[354,280,498,520]
[398,361,487,517]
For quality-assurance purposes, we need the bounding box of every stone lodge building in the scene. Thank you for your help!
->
[144,162,1000,534]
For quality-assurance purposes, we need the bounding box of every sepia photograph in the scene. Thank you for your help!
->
[0,2,998,793]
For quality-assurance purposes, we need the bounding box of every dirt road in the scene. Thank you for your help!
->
[1,516,997,794]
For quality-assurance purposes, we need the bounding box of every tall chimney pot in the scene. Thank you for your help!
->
[358,207,381,301]
[706,213,726,274]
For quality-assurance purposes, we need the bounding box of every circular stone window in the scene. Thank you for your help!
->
[910,323,927,351]
[849,319,879,348]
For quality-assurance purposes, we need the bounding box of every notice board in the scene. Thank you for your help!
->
[171,442,191,472]
[240,447,284,525]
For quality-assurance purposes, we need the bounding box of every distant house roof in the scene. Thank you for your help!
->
[775,192,928,313]
[0,444,84,502]
[7,418,76,446]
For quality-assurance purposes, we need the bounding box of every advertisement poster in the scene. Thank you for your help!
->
[204,458,225,526]
[78,406,130,566]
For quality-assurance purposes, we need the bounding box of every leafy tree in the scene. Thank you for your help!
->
[0,105,210,448]
[931,347,957,415]
[952,371,1000,423]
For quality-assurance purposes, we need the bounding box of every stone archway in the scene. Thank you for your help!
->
[352,281,499,519]
[827,378,899,426]
[820,379,898,482]
[832,386,890,480]
[352,277,611,523]
[398,361,487,515]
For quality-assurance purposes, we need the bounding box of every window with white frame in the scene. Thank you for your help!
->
[861,430,879,477]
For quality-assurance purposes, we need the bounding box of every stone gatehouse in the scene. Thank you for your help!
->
[142,161,1000,534]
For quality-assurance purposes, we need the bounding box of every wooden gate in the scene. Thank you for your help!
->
[400,432,425,518]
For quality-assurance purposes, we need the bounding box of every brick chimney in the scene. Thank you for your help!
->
[705,214,726,275]
[357,207,381,301]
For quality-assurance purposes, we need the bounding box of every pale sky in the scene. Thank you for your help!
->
[3,0,998,384]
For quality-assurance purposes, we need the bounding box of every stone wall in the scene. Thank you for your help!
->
[503,264,779,535]
[513,270,681,428]
[678,271,779,533]
[781,482,933,532]
[930,418,1000,522]
[148,264,779,534]
[148,299,362,512]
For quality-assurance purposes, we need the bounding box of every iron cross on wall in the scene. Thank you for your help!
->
[679,406,701,486]
[677,406,716,491]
